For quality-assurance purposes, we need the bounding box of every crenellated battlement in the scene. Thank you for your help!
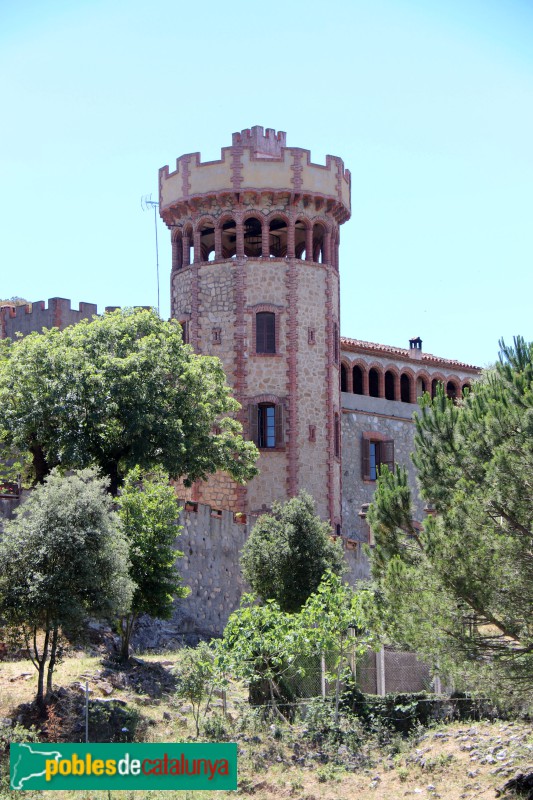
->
[0,298,98,339]
[159,127,351,223]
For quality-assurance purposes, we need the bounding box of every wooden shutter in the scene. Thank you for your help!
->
[256,312,275,354]
[248,404,259,445]
[380,439,395,473]
[362,437,370,480]
[275,403,284,446]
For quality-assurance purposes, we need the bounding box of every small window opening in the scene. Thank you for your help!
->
[334,413,341,458]
[333,322,339,363]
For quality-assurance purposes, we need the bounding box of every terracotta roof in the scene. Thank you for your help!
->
[340,337,480,372]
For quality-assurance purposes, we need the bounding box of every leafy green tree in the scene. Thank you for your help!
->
[176,642,217,737]
[0,468,133,706]
[0,308,258,494]
[301,572,379,724]
[116,467,189,660]
[240,491,344,613]
[218,595,304,718]
[368,337,533,701]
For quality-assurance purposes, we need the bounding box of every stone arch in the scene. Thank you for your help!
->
[171,227,183,271]
[352,360,367,395]
[430,373,446,398]
[294,216,311,260]
[446,375,461,401]
[218,214,237,259]
[312,220,327,264]
[196,215,216,262]
[368,363,383,398]
[182,223,194,267]
[266,212,290,258]
[415,370,431,399]
[400,368,415,403]
[384,365,400,401]
[242,213,264,258]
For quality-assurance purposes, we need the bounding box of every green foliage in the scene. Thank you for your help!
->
[219,574,380,721]
[0,468,133,705]
[240,491,344,613]
[368,337,533,703]
[116,467,189,659]
[0,308,258,493]
[176,642,217,737]
[0,723,40,798]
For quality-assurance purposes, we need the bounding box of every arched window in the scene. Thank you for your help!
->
[183,225,194,267]
[199,220,215,262]
[295,219,307,259]
[312,223,325,263]
[431,379,441,398]
[269,217,287,257]
[171,233,183,271]
[353,365,363,395]
[446,381,458,400]
[369,368,380,398]
[220,218,237,258]
[385,371,395,400]
[416,377,427,398]
[401,374,412,403]
[256,312,275,354]
[462,383,471,395]
[243,216,263,257]
[341,363,348,392]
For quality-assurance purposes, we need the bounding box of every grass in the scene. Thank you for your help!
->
[1,649,532,800]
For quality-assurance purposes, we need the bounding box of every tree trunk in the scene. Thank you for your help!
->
[30,442,51,485]
[120,614,136,662]
[46,624,59,699]
[107,462,121,496]
[36,627,50,708]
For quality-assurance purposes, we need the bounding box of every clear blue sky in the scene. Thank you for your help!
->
[1,0,532,368]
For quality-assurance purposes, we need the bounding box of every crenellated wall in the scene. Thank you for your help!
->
[0,298,98,339]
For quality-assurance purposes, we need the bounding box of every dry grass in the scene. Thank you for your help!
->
[1,651,531,800]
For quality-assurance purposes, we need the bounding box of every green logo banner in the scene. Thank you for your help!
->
[11,742,237,791]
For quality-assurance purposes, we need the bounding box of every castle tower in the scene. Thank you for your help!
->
[159,127,351,525]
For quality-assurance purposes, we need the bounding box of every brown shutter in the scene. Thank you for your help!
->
[248,404,259,445]
[380,439,395,473]
[362,437,370,480]
[275,403,284,446]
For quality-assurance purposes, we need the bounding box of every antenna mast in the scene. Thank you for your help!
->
[141,195,160,315]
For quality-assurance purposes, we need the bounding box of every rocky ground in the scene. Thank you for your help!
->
[0,653,531,800]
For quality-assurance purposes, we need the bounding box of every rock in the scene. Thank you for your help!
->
[99,682,114,696]
[163,712,171,721]
[180,703,193,713]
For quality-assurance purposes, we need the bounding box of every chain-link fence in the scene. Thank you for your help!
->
[284,646,434,700]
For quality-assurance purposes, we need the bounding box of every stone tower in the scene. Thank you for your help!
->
[159,127,351,526]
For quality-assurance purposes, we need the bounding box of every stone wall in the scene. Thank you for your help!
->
[0,298,98,339]
[133,499,362,648]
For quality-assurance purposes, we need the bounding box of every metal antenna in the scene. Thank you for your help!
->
[141,194,160,314]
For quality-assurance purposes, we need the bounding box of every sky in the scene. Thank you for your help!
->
[1,0,532,368]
